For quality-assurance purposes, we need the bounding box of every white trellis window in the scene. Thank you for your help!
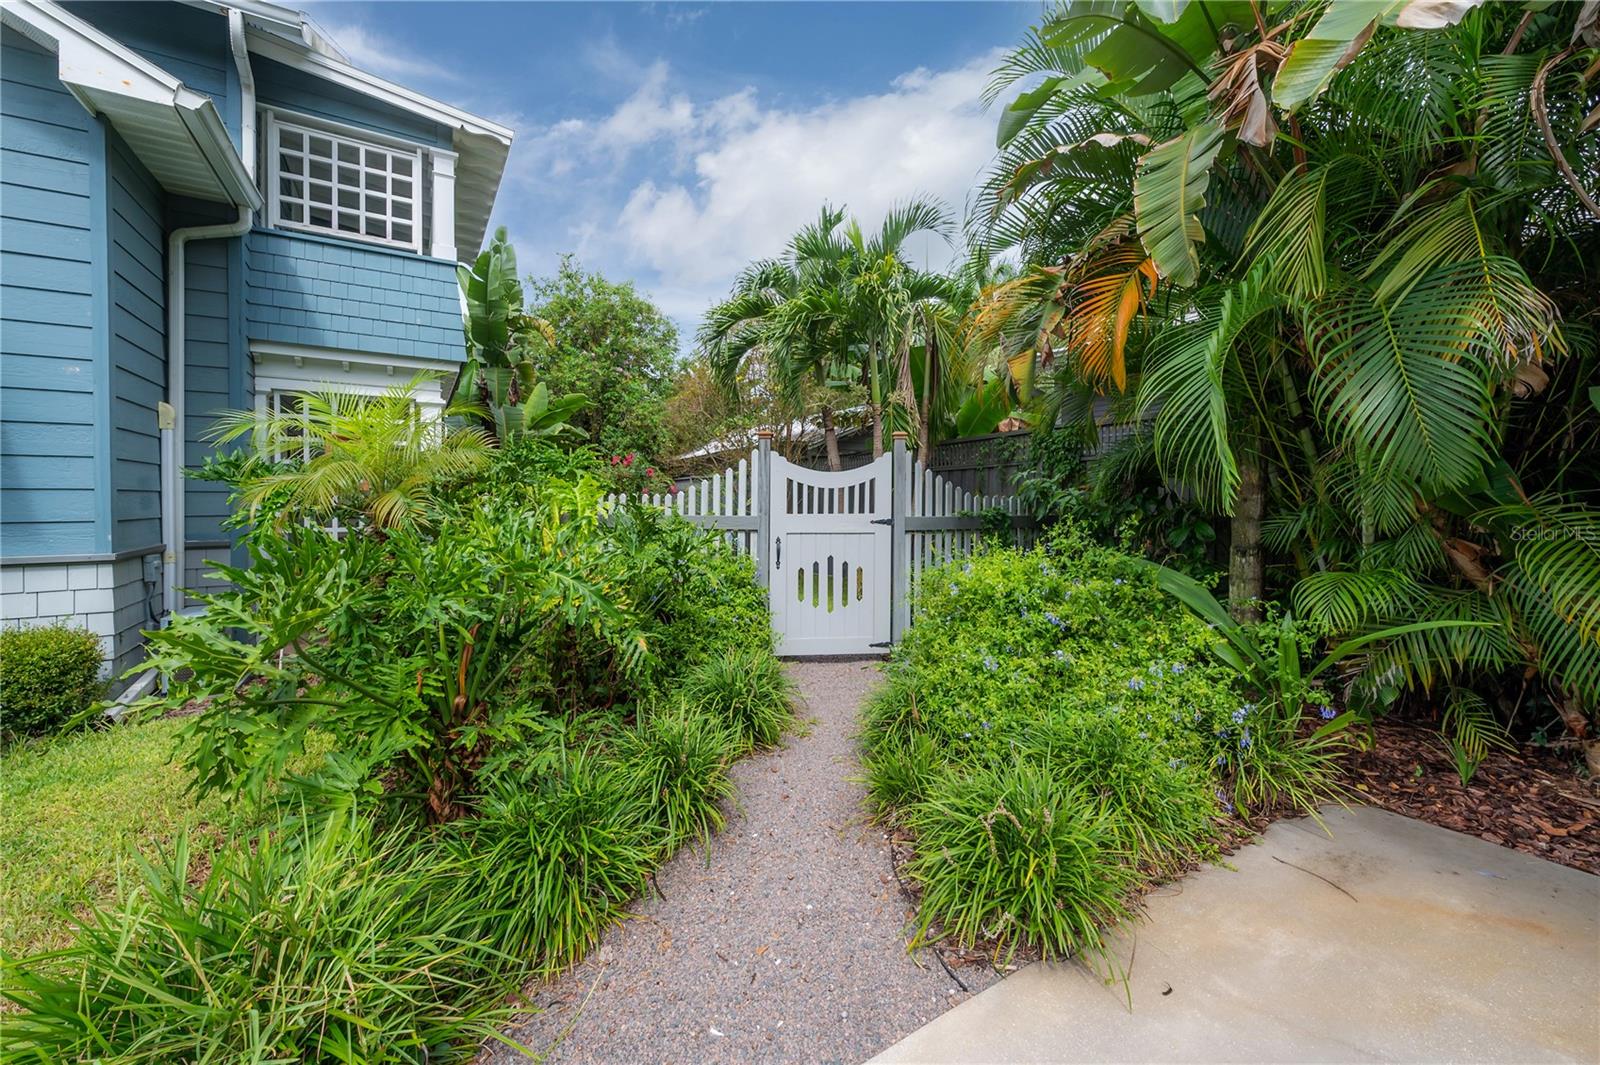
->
[266,114,423,251]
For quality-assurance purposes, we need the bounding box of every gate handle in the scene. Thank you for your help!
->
[775,537,781,570]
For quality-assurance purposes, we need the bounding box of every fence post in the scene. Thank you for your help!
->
[755,431,772,590]
[891,431,910,645]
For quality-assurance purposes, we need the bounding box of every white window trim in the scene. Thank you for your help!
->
[251,345,454,536]
[251,344,451,421]
[262,108,426,253]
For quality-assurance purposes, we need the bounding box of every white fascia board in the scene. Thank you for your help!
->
[242,29,512,145]
[7,0,259,209]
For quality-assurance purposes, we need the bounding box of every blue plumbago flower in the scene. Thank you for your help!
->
[1231,707,1248,725]
[1148,663,1164,675]
[1019,606,1029,618]
[1168,758,1182,770]
[983,655,998,672]
[961,732,973,739]
[1319,705,1337,720]
[1127,677,1145,691]
[948,583,959,594]
[1113,578,1125,586]
[1239,728,1252,750]
[963,562,973,574]
[981,720,993,731]
[1171,663,1186,674]
[1052,649,1072,663]
[1043,611,1063,628]
[1138,731,1149,739]
[1192,708,1203,722]
[1216,727,1230,739]
[1215,754,1228,767]
[1216,789,1235,814]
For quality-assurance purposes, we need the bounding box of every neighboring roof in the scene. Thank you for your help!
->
[184,0,514,258]
[1,0,259,209]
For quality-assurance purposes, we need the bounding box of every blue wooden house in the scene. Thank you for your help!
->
[0,0,513,678]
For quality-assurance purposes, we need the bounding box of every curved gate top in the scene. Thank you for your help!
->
[606,433,1029,657]
[769,452,892,656]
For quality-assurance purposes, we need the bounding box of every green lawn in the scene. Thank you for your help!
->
[0,719,242,957]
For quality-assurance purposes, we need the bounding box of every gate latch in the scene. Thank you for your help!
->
[869,640,893,648]
[870,518,893,526]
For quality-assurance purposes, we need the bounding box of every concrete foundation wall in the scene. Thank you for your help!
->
[1,552,162,682]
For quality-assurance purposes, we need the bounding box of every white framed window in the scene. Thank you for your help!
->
[265,113,423,252]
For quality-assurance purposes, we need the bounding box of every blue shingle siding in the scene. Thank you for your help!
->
[107,134,166,552]
[0,27,105,557]
[244,229,464,362]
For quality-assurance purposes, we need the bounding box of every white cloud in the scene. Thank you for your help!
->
[303,13,458,84]
[491,49,1003,341]
[607,53,1002,320]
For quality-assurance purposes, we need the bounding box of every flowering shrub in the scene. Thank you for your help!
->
[865,525,1347,962]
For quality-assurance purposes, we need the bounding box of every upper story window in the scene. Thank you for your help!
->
[266,114,423,252]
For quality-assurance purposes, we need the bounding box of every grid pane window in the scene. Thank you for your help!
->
[270,118,423,251]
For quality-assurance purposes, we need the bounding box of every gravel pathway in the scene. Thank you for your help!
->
[482,659,997,1065]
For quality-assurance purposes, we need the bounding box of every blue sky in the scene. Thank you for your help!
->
[302,1,1037,344]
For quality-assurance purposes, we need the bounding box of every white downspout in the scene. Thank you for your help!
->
[160,8,256,620]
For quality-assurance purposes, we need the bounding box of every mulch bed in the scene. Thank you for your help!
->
[1344,721,1600,875]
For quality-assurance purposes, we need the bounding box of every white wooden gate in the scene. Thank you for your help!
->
[614,432,1030,656]
[768,452,892,655]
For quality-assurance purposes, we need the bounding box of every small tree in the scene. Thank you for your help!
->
[523,257,681,460]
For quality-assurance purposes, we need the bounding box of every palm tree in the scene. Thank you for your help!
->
[700,199,970,463]
[207,373,493,534]
[978,2,1599,740]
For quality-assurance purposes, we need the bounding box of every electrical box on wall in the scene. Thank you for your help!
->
[143,553,163,585]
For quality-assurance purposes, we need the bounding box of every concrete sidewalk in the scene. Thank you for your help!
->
[869,807,1598,1064]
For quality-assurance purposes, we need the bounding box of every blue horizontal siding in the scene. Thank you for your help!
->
[183,235,233,545]
[253,55,452,149]
[243,228,464,362]
[107,133,166,552]
[1,27,104,557]
[61,2,231,107]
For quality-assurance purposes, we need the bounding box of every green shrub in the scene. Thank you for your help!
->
[1,812,523,1063]
[865,529,1353,961]
[448,752,655,971]
[0,624,106,739]
[905,762,1131,964]
[617,703,738,849]
[679,646,795,749]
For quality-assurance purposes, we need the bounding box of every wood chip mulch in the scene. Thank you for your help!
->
[1344,721,1600,875]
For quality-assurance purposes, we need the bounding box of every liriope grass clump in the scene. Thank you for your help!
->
[906,762,1132,964]
[618,703,739,849]
[679,646,796,750]
[449,753,656,971]
[2,812,523,1062]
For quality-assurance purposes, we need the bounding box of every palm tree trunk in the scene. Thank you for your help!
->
[868,342,884,460]
[919,337,936,457]
[1229,449,1265,623]
[821,404,842,471]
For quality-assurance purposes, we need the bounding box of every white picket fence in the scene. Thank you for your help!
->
[904,455,1032,618]
[613,433,1032,652]
[603,453,762,562]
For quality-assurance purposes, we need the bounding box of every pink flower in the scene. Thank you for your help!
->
[667,484,679,495]
[610,455,621,466]
[623,453,635,467]
[645,467,656,477]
